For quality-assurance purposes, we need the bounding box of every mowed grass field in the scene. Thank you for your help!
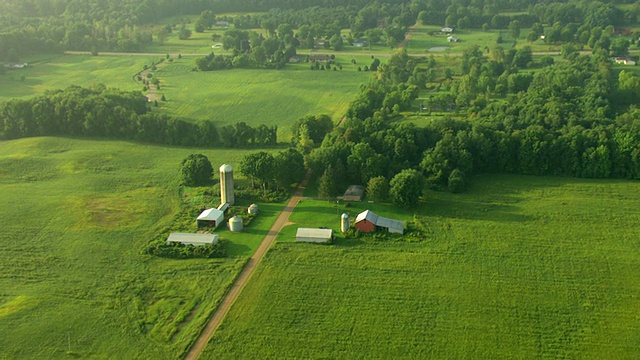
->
[0,55,157,99]
[203,175,640,358]
[155,61,372,140]
[0,137,285,359]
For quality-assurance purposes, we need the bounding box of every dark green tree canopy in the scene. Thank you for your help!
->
[180,154,213,186]
[389,169,425,208]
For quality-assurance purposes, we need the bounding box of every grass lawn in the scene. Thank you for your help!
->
[154,61,372,141]
[0,137,285,359]
[202,174,640,358]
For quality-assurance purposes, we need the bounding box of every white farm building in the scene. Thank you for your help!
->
[197,208,224,228]
[166,233,219,246]
[296,228,333,243]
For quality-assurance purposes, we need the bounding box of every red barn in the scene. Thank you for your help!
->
[354,210,404,234]
[354,210,378,232]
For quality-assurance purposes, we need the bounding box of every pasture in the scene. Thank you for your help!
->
[0,137,284,359]
[153,61,372,140]
[203,174,640,358]
[0,54,156,99]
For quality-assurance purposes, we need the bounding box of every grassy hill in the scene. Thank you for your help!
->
[0,137,283,359]
[203,175,640,358]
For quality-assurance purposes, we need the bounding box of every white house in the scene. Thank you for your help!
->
[614,57,636,66]
[197,208,224,228]
[296,228,333,243]
[442,26,454,33]
[166,233,219,246]
[447,35,459,42]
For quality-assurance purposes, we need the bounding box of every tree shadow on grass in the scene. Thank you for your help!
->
[225,242,252,257]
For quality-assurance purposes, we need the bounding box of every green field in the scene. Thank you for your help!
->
[0,137,284,359]
[154,61,372,140]
[0,55,159,99]
[203,175,640,358]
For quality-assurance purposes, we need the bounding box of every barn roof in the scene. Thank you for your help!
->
[355,210,378,224]
[197,208,224,221]
[296,228,333,239]
[167,233,219,245]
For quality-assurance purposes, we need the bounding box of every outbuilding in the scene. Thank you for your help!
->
[343,185,365,201]
[166,233,219,246]
[197,208,224,228]
[296,228,333,243]
[355,210,404,234]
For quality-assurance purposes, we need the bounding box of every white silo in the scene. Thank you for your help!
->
[341,213,350,233]
[229,216,243,232]
[219,164,234,205]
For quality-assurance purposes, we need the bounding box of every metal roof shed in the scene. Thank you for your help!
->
[197,208,224,228]
[166,233,219,246]
[296,228,333,243]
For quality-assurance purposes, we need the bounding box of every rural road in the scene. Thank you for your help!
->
[183,179,308,360]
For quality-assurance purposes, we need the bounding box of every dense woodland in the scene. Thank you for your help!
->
[300,49,640,203]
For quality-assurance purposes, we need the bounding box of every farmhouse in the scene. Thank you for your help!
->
[215,21,230,27]
[343,185,365,201]
[166,233,219,246]
[614,57,636,66]
[355,210,404,234]
[353,40,367,47]
[447,35,459,42]
[197,208,224,228]
[296,228,333,243]
[442,26,454,33]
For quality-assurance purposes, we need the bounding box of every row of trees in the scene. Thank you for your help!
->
[0,85,277,147]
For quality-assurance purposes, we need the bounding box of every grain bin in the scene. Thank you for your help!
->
[229,216,243,232]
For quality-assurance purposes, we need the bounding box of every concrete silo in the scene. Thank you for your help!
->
[219,164,234,205]
[341,213,350,233]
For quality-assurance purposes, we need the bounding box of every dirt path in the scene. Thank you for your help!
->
[184,179,308,360]
[398,23,418,49]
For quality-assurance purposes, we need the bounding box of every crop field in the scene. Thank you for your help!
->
[154,61,372,140]
[203,175,640,358]
[0,137,285,359]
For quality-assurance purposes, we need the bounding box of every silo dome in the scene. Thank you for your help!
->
[220,164,233,172]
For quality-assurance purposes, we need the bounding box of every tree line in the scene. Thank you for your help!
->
[0,85,277,147]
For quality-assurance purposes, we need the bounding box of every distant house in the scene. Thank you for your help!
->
[308,54,332,62]
[314,40,326,47]
[296,228,333,243]
[166,233,219,246]
[215,21,230,27]
[442,26,454,33]
[197,208,224,228]
[211,43,223,49]
[614,57,636,66]
[289,56,301,63]
[447,35,459,42]
[354,210,404,234]
[343,185,365,201]
[4,62,28,69]
[353,40,367,47]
